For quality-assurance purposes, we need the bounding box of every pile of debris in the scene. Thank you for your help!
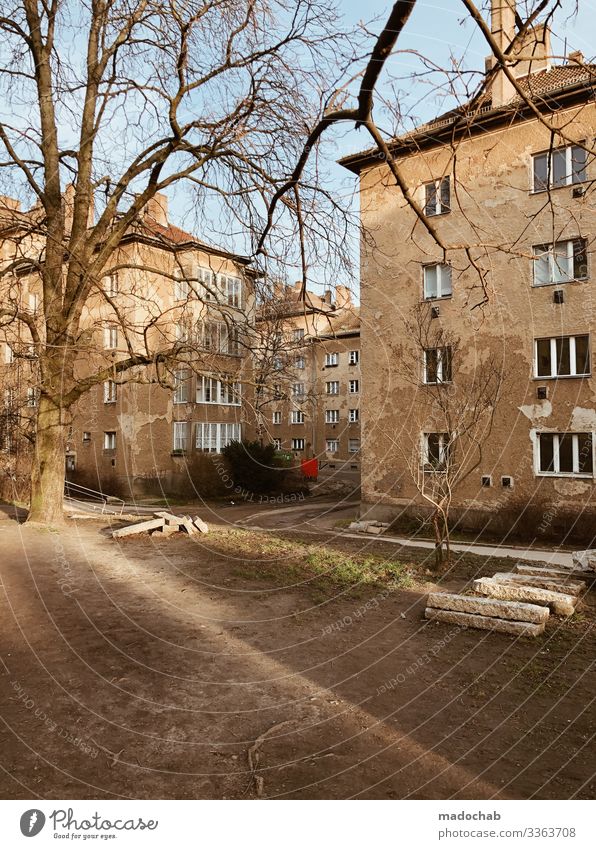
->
[348,520,390,535]
[112,511,208,539]
[425,560,591,637]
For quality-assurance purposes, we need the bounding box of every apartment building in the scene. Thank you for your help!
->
[257,282,361,471]
[0,192,256,498]
[340,2,596,542]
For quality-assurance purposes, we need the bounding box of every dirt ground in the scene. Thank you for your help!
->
[0,501,594,800]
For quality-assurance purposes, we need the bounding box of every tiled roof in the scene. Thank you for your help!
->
[138,216,218,251]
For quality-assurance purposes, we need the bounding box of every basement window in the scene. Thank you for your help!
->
[423,263,452,300]
[423,176,450,216]
[292,438,305,451]
[536,432,593,477]
[103,431,116,451]
[534,335,590,378]
[533,239,588,285]
[532,145,587,192]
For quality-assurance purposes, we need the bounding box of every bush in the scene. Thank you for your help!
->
[179,453,230,500]
[222,440,307,496]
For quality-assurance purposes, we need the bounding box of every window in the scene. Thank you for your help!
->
[423,432,450,470]
[173,421,189,452]
[273,438,282,450]
[325,352,338,367]
[532,145,587,192]
[273,356,283,370]
[29,293,39,313]
[103,380,117,403]
[349,379,359,394]
[82,431,91,442]
[292,383,305,398]
[27,388,38,407]
[536,432,593,476]
[196,422,240,453]
[221,275,242,308]
[272,384,283,400]
[196,266,216,301]
[199,320,220,351]
[222,325,241,356]
[424,176,450,216]
[424,346,452,383]
[4,345,13,364]
[348,438,360,453]
[349,350,359,365]
[196,375,240,405]
[325,409,340,423]
[533,239,588,285]
[325,381,339,395]
[104,273,118,297]
[103,431,116,450]
[290,410,305,424]
[293,328,305,342]
[326,439,339,453]
[294,355,305,369]
[272,411,282,425]
[103,324,118,350]
[423,264,452,299]
[292,438,305,451]
[349,408,359,423]
[176,321,191,343]
[221,379,240,405]
[535,335,590,378]
[4,388,13,407]
[173,369,189,404]
[174,272,189,301]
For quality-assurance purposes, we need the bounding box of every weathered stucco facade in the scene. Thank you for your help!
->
[341,15,596,543]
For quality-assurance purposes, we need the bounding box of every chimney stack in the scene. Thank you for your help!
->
[143,192,169,226]
[489,0,516,106]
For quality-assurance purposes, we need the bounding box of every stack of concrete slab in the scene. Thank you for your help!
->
[112,512,208,539]
[425,559,589,636]
[571,549,596,572]
[348,520,390,535]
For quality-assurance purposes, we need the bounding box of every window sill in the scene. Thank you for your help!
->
[536,472,593,479]
[530,180,587,196]
[423,380,452,386]
[531,279,587,288]
[422,295,452,302]
[532,374,591,380]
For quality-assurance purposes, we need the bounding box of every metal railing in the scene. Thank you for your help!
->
[64,480,125,515]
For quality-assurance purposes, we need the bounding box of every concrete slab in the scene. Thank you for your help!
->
[427,592,548,624]
[425,607,545,636]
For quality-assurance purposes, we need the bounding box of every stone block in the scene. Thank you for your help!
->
[473,577,577,616]
[572,550,596,572]
[112,517,164,538]
[492,572,585,595]
[425,607,545,637]
[193,517,209,534]
[427,592,548,624]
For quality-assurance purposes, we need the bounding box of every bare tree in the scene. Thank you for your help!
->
[0,0,355,523]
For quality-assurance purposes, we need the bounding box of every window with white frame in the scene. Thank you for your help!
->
[532,145,587,192]
[273,438,282,450]
[196,422,240,453]
[222,324,241,356]
[424,346,453,384]
[29,292,39,313]
[103,431,116,450]
[4,345,13,364]
[349,408,359,423]
[174,271,189,302]
[423,176,450,216]
[325,409,339,423]
[27,388,38,407]
[220,274,242,308]
[292,438,305,451]
[176,321,191,343]
[423,432,450,470]
[294,355,305,369]
[349,350,359,365]
[533,238,588,285]
[196,375,240,405]
[198,320,220,351]
[4,388,13,407]
[273,356,283,370]
[348,438,360,453]
[326,439,339,453]
[535,335,590,378]
[172,421,189,452]
[325,380,339,395]
[349,379,359,393]
[272,411,282,425]
[103,324,118,350]
[272,384,283,400]
[325,352,338,367]
[292,382,305,398]
[293,328,305,341]
[103,380,117,403]
[104,273,118,297]
[196,266,216,301]
[423,264,452,300]
[536,432,593,476]
[82,431,91,442]
[290,410,305,424]
[173,369,189,404]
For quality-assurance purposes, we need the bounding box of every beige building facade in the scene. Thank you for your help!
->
[341,6,596,542]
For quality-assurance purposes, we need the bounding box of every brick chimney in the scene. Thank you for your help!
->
[489,0,516,106]
[335,284,353,310]
[143,192,168,226]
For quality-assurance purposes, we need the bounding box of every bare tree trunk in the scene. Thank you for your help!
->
[432,512,443,572]
[28,395,65,525]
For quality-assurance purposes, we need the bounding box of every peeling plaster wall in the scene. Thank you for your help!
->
[358,102,596,542]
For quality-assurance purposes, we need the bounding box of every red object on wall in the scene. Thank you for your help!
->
[301,458,319,480]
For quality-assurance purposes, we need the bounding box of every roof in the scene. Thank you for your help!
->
[129,215,252,266]
[340,63,596,173]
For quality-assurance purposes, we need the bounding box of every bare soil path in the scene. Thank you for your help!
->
[0,505,594,799]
